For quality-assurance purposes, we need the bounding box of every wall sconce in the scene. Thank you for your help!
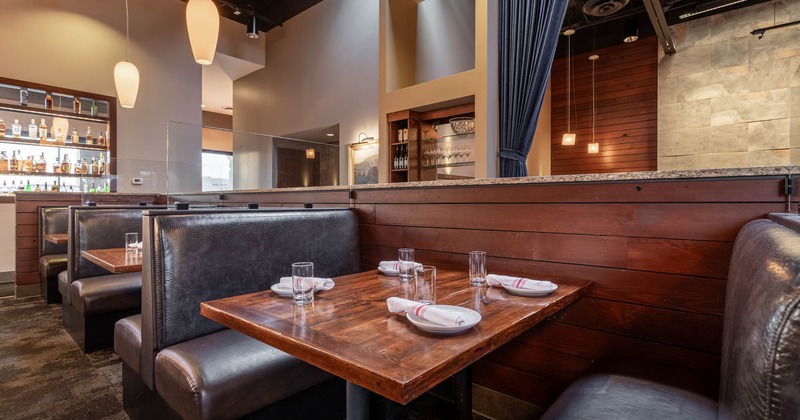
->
[623,18,639,43]
[306,148,316,159]
[357,132,375,143]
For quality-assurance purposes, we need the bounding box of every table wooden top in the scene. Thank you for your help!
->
[201,269,591,404]
[43,233,68,245]
[80,248,142,274]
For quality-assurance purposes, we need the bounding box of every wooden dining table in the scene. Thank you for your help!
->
[80,248,142,273]
[42,233,68,245]
[201,268,591,419]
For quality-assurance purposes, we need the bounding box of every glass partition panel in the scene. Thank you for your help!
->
[78,158,168,204]
[166,121,342,199]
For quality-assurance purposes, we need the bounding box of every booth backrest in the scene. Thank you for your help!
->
[719,217,800,419]
[67,206,166,282]
[39,206,68,256]
[140,208,361,389]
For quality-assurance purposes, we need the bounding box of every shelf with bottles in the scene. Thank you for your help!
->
[0,80,111,122]
[0,177,111,195]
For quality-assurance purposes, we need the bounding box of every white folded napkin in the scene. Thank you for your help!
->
[386,297,465,326]
[136,241,143,249]
[378,261,423,271]
[279,276,335,291]
[486,274,555,291]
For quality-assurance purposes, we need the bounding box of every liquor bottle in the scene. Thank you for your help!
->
[22,155,33,174]
[0,181,7,195]
[28,119,38,139]
[53,155,61,173]
[11,119,22,138]
[39,119,48,141]
[89,181,96,193]
[45,92,54,110]
[97,131,106,146]
[98,154,106,175]
[80,158,89,175]
[90,100,98,117]
[73,97,81,114]
[20,88,28,106]
[393,154,398,170]
[36,153,47,173]
[60,154,71,174]
[0,151,7,174]
[71,129,79,144]
[86,127,93,144]
[90,157,98,174]
[9,151,18,172]
[25,180,32,191]
[103,182,109,192]
[35,184,42,192]
[0,118,5,138]
[74,158,83,175]
[51,180,59,192]
[16,180,23,191]
[54,127,64,143]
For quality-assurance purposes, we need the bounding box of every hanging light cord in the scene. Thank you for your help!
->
[124,0,130,62]
[591,57,596,142]
[566,35,571,132]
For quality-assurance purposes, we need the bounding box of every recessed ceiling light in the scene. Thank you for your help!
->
[325,133,334,137]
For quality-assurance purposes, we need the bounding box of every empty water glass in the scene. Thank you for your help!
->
[469,251,487,286]
[398,248,415,282]
[414,265,436,304]
[125,232,138,254]
[292,262,314,305]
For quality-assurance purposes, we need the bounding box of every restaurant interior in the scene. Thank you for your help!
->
[0,0,799,419]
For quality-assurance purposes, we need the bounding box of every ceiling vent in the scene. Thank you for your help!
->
[582,0,631,17]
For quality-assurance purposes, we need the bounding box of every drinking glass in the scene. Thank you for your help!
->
[125,232,138,254]
[469,251,487,286]
[414,265,436,304]
[398,248,415,282]
[292,262,314,305]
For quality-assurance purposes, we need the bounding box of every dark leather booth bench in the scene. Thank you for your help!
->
[542,213,800,419]
[61,205,165,352]
[39,206,68,304]
[116,208,361,420]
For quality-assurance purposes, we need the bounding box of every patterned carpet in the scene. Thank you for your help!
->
[0,297,126,420]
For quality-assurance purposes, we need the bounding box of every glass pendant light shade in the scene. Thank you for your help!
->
[562,133,576,146]
[588,142,599,153]
[186,0,220,65]
[114,61,140,109]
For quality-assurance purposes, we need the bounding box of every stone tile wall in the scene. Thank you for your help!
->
[658,0,800,170]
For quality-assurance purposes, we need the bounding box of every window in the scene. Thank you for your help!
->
[202,150,233,191]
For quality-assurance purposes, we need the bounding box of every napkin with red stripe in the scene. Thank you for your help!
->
[279,277,335,291]
[378,261,423,271]
[486,274,555,292]
[386,297,466,326]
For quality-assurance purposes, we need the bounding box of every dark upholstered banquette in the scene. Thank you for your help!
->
[62,205,165,352]
[116,208,360,420]
[39,206,68,304]
[542,214,800,420]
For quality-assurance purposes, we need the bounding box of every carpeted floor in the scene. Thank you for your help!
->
[0,296,126,420]
[0,296,486,420]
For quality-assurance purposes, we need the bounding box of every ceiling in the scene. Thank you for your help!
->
[182,0,322,33]
[558,0,774,56]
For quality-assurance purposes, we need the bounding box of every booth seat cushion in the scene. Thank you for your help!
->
[541,358,718,420]
[58,270,70,300]
[154,328,333,420]
[115,315,142,375]
[68,273,142,316]
[40,254,68,279]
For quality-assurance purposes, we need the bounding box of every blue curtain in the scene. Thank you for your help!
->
[499,0,568,177]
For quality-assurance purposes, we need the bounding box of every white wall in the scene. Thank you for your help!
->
[0,0,202,193]
[416,0,475,84]
[233,0,380,184]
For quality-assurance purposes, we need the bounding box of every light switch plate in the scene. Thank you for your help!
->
[131,178,143,185]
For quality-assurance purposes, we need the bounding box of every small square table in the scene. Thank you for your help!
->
[201,268,591,419]
[80,248,142,273]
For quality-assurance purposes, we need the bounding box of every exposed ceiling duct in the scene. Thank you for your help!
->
[582,0,631,17]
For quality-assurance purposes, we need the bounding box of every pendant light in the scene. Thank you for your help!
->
[588,54,600,154]
[186,0,220,65]
[561,29,576,146]
[114,0,140,109]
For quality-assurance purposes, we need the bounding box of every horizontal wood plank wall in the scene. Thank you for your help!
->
[550,36,658,175]
[353,176,792,407]
[14,193,163,291]
[148,177,796,408]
